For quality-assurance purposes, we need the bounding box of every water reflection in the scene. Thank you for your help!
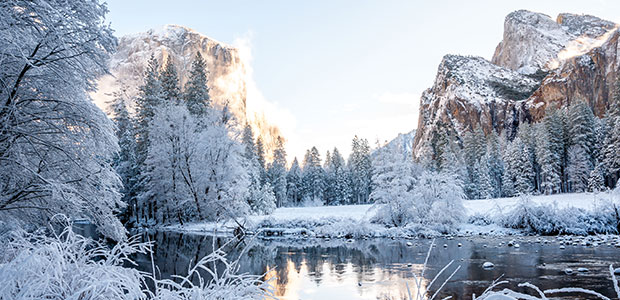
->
[134,232,620,299]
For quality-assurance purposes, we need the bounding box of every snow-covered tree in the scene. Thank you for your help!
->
[348,136,373,204]
[247,182,276,215]
[301,147,325,203]
[160,58,181,103]
[535,123,562,195]
[414,170,466,231]
[568,99,597,164]
[0,0,125,239]
[504,136,534,196]
[325,148,351,205]
[255,136,267,185]
[478,152,495,199]
[286,158,303,206]
[588,165,605,193]
[462,127,486,199]
[108,86,138,221]
[140,104,250,224]
[267,136,287,207]
[567,145,591,193]
[371,142,421,226]
[135,55,164,166]
[603,90,620,186]
[183,52,210,116]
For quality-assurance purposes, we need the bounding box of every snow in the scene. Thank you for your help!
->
[164,192,613,238]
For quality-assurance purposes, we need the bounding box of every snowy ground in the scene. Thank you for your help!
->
[163,192,609,238]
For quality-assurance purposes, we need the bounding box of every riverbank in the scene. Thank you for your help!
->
[161,192,618,238]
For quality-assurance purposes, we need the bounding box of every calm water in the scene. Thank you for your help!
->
[131,231,620,299]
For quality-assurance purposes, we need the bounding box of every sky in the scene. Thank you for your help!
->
[104,0,620,160]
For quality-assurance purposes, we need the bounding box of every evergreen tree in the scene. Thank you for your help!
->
[134,55,164,221]
[348,136,373,204]
[535,123,562,194]
[478,153,494,199]
[462,128,486,199]
[588,165,605,193]
[325,148,351,205]
[603,82,620,187]
[160,57,181,103]
[286,158,303,206]
[567,145,591,192]
[542,107,568,193]
[255,137,267,184]
[108,86,138,221]
[568,99,597,164]
[268,136,287,207]
[135,55,164,165]
[486,130,504,197]
[183,52,210,116]
[301,147,325,203]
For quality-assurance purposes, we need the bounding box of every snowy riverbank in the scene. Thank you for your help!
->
[161,192,617,238]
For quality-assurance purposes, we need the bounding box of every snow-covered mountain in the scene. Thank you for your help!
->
[412,10,619,160]
[92,25,282,159]
[380,129,416,157]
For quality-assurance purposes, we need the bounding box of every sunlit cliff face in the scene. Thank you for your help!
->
[547,25,619,70]
[91,25,283,161]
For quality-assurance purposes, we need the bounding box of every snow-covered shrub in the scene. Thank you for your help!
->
[468,213,494,226]
[416,171,466,233]
[247,183,277,215]
[0,220,275,300]
[498,195,585,235]
[497,193,620,235]
[0,222,147,300]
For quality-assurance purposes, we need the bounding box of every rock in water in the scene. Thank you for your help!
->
[483,262,495,269]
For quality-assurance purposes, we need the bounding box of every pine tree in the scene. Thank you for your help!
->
[542,107,568,193]
[326,147,351,205]
[462,128,486,199]
[255,137,267,185]
[568,99,597,164]
[160,57,181,103]
[603,81,620,187]
[348,136,373,204]
[183,51,210,116]
[135,55,164,166]
[267,136,287,207]
[588,164,605,192]
[567,145,591,192]
[301,147,325,203]
[478,153,494,199]
[486,130,504,197]
[535,123,562,195]
[108,86,138,221]
[286,158,303,206]
[134,55,164,222]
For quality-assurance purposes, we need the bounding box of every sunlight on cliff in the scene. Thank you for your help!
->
[547,26,618,69]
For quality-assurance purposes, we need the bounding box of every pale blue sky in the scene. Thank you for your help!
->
[105,0,620,160]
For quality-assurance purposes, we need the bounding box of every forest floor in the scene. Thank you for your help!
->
[162,192,605,238]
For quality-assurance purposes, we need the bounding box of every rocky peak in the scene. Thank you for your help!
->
[412,10,620,161]
[492,10,616,75]
[92,25,283,160]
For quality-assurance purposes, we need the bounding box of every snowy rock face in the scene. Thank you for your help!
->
[382,129,416,157]
[492,10,616,74]
[413,55,539,159]
[413,10,619,160]
[92,25,282,158]
[492,10,572,74]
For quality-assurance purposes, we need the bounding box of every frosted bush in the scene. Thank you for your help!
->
[0,220,275,300]
[0,222,147,300]
[497,194,620,235]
